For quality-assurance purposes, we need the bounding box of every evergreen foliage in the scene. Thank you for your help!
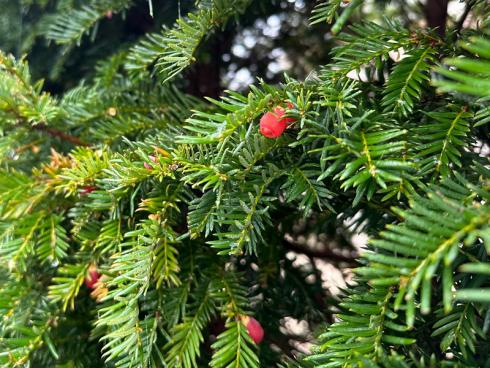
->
[0,1,489,367]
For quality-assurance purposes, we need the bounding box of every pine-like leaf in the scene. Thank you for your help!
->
[164,280,217,368]
[282,165,334,216]
[125,1,251,83]
[309,0,342,25]
[435,37,490,97]
[317,122,413,206]
[415,107,473,177]
[44,0,134,45]
[210,320,259,368]
[382,47,436,116]
[326,21,411,79]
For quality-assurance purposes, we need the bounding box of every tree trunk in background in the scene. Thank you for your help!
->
[426,0,448,36]
[186,31,232,98]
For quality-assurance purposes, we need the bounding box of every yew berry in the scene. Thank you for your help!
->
[241,315,264,344]
[80,185,96,195]
[84,265,101,289]
[259,102,295,138]
[144,155,158,170]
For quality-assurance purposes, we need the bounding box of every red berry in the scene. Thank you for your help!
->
[80,185,96,195]
[259,104,295,139]
[149,155,158,163]
[241,316,264,344]
[85,265,101,289]
[144,162,153,170]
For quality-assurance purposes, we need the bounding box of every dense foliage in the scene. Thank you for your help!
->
[0,1,489,367]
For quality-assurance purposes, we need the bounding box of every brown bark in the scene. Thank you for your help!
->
[425,0,449,37]
[186,31,232,99]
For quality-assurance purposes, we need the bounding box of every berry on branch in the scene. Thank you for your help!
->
[259,102,295,138]
[240,315,264,344]
[80,185,96,195]
[144,154,159,170]
[84,265,101,289]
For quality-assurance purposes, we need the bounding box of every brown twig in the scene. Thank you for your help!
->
[454,0,475,38]
[32,124,89,146]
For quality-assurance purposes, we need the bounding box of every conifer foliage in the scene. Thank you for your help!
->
[0,1,489,367]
